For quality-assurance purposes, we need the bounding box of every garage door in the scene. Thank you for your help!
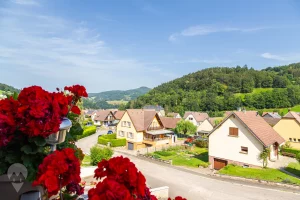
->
[214,158,227,170]
[128,142,134,150]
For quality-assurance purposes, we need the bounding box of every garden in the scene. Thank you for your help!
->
[98,133,126,147]
[150,146,209,168]
[219,164,300,185]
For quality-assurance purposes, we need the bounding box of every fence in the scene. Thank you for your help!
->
[136,142,184,155]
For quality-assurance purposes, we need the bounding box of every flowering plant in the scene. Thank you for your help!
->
[88,156,186,200]
[33,148,83,198]
[0,85,87,182]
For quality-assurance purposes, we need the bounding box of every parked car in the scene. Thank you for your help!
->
[107,130,113,134]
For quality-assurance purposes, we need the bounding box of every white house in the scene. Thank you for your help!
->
[93,110,116,126]
[208,111,285,169]
[183,112,213,134]
[167,112,182,119]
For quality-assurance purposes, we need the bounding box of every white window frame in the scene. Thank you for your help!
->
[127,132,133,139]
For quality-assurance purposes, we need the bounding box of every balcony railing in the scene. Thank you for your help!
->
[143,137,170,141]
[147,126,163,131]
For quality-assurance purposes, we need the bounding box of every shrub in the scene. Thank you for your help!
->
[97,133,126,147]
[77,125,97,139]
[296,153,300,163]
[90,146,114,166]
[282,152,296,158]
[194,140,208,148]
[282,148,300,157]
[155,151,174,157]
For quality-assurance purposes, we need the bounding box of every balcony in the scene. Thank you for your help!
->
[143,137,170,145]
[147,126,163,131]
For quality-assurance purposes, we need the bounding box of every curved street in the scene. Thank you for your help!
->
[77,133,300,200]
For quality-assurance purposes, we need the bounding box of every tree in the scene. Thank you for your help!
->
[259,148,270,168]
[175,120,197,135]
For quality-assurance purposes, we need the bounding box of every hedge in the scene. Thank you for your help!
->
[281,148,300,157]
[90,146,113,166]
[98,134,126,147]
[77,126,97,139]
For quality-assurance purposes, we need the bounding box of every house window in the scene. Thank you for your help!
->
[189,117,193,120]
[119,131,124,137]
[127,122,131,127]
[122,121,126,127]
[294,138,297,142]
[127,132,133,139]
[298,139,300,142]
[229,127,238,136]
[289,138,292,142]
[240,146,248,154]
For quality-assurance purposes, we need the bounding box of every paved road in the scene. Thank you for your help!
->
[76,129,107,153]
[113,152,300,200]
[78,134,300,200]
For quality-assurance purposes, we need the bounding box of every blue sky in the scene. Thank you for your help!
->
[1,0,300,92]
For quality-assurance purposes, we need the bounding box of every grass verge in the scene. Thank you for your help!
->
[219,164,300,185]
[285,162,300,177]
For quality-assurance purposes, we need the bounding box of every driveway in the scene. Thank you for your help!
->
[76,129,107,154]
[268,155,297,169]
[82,151,300,200]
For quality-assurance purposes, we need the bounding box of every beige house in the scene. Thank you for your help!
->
[209,111,285,170]
[274,111,300,149]
[167,112,182,119]
[183,112,213,134]
[116,109,175,150]
[93,110,116,126]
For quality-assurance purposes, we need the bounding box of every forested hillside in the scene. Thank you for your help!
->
[130,63,300,116]
[0,83,19,93]
[89,86,150,101]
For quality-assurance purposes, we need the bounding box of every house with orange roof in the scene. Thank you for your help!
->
[209,111,285,169]
[93,110,116,126]
[183,111,213,134]
[116,109,176,150]
[273,111,300,149]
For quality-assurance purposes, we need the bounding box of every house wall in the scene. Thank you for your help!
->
[175,114,181,119]
[209,116,264,167]
[94,120,101,126]
[117,112,143,142]
[274,119,300,149]
[185,114,198,126]
[197,119,213,132]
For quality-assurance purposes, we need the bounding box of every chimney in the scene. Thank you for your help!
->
[256,112,259,116]
[242,107,246,113]
[237,107,241,112]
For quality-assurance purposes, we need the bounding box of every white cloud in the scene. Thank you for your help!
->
[261,52,300,61]
[12,0,39,6]
[169,25,269,42]
[0,6,173,92]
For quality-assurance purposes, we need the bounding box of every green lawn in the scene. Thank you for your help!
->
[152,147,209,168]
[81,154,91,166]
[285,162,300,177]
[219,165,300,185]
[235,88,275,100]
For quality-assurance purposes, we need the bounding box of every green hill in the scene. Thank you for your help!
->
[0,83,19,93]
[88,86,151,101]
[83,87,151,109]
[130,63,300,116]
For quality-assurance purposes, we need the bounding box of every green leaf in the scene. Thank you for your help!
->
[21,145,32,154]
[33,137,46,147]
[5,153,20,163]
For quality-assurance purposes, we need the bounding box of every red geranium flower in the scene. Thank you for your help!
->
[64,85,88,97]
[0,97,18,147]
[33,148,82,197]
[90,156,158,200]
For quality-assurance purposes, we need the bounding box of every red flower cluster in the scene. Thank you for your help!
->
[168,197,187,200]
[33,148,83,197]
[64,85,88,98]
[0,97,18,147]
[0,85,87,144]
[88,156,157,200]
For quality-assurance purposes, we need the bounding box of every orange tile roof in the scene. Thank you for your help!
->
[126,109,161,132]
[160,117,181,129]
[94,110,115,121]
[183,112,209,122]
[283,111,300,124]
[114,111,125,120]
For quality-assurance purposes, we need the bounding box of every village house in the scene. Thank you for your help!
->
[183,111,213,135]
[93,110,116,126]
[273,111,300,149]
[143,105,165,117]
[262,112,281,127]
[116,109,176,150]
[209,111,285,170]
[166,112,182,118]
